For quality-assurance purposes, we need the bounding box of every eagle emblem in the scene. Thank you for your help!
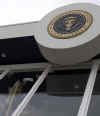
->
[64,16,78,31]
[48,10,93,39]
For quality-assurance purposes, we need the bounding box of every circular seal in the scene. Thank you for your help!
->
[48,10,93,39]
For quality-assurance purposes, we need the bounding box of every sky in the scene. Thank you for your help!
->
[0,0,100,25]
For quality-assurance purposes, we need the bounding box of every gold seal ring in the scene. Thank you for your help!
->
[48,10,93,39]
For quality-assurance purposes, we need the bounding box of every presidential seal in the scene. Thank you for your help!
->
[48,10,93,39]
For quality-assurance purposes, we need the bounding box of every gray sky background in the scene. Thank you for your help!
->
[0,0,100,25]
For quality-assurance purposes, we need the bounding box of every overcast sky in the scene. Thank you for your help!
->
[0,0,100,25]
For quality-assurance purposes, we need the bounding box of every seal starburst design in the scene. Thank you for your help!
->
[48,10,93,39]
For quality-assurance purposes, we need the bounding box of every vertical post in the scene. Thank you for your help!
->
[12,64,52,116]
[77,62,99,116]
